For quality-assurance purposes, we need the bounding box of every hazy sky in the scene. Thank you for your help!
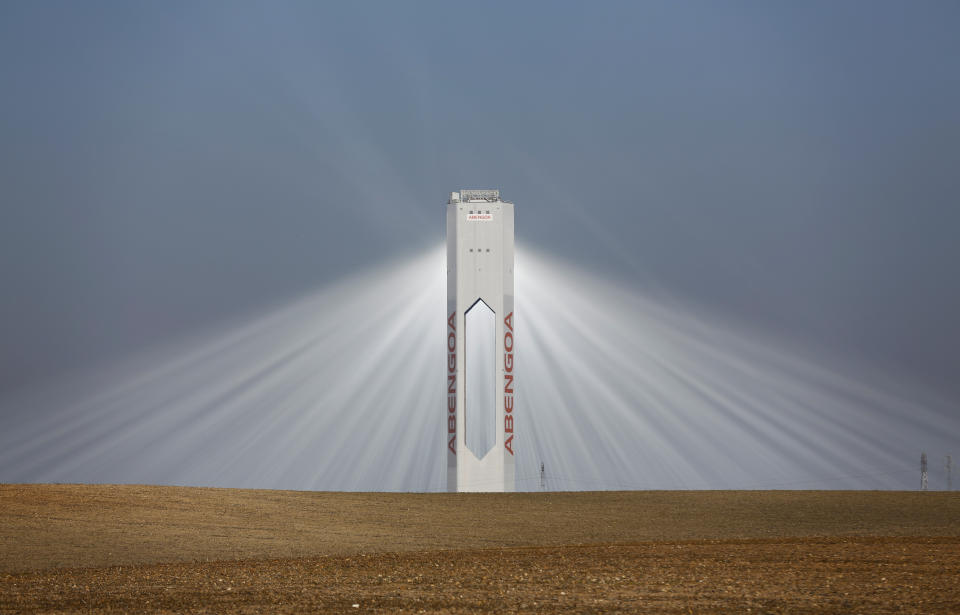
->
[2,1,959,404]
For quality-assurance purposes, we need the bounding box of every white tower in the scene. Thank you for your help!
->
[446,189,515,492]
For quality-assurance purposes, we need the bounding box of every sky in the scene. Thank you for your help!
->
[0,2,958,488]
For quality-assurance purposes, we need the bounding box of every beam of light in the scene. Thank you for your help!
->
[0,248,449,491]
[514,247,958,491]
[1,245,956,491]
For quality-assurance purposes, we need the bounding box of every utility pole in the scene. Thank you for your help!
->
[946,455,953,491]
[921,452,928,491]
[540,462,545,491]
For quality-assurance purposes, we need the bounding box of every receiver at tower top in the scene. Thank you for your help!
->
[446,189,515,492]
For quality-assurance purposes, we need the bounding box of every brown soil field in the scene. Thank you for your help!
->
[1,485,958,613]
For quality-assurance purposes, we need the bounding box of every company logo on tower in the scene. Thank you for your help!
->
[447,311,456,455]
[504,311,515,455]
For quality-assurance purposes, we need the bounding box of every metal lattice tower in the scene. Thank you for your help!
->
[921,452,928,491]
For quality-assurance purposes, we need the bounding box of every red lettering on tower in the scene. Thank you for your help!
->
[447,311,456,454]
[503,311,514,456]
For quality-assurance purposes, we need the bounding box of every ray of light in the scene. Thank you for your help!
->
[0,248,449,491]
[1,245,955,491]
[514,247,957,490]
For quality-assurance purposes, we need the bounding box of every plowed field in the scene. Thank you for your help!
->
[2,485,958,613]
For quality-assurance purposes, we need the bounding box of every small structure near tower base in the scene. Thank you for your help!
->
[446,189,515,492]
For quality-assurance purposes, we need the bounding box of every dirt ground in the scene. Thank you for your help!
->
[2,485,958,613]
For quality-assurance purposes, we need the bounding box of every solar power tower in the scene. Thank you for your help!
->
[446,189,516,492]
